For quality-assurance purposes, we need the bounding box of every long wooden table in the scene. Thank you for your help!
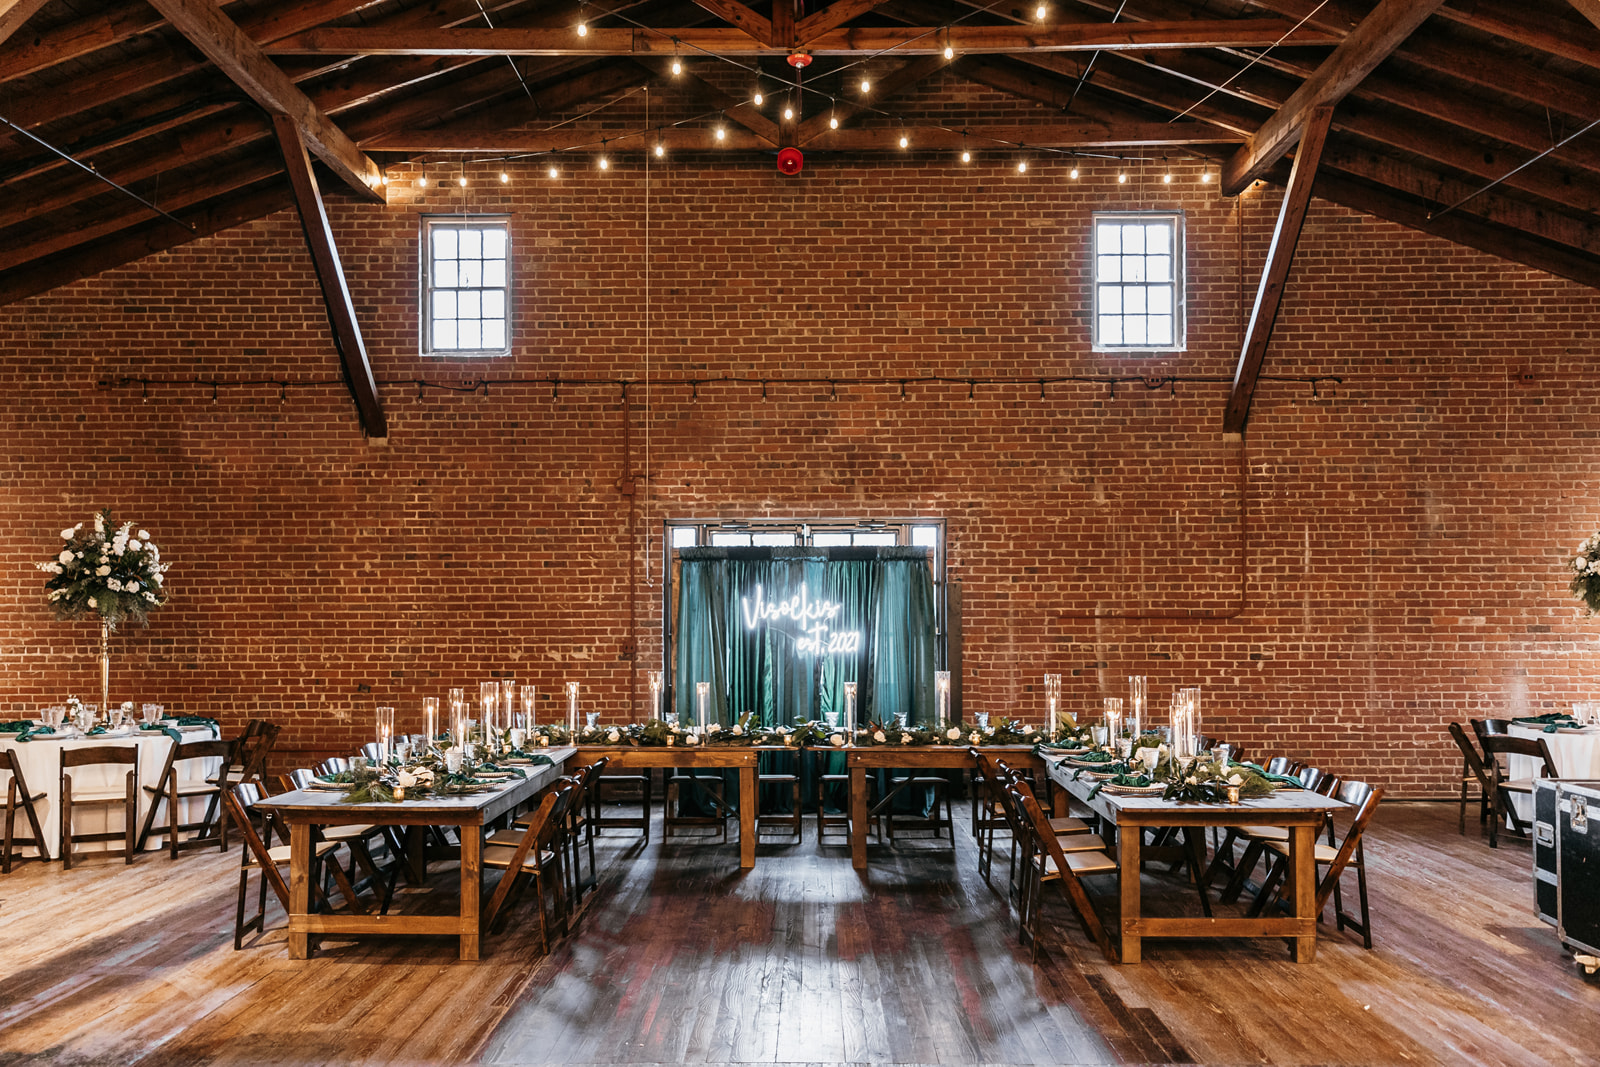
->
[1046,755,1345,964]
[571,745,760,868]
[846,745,1062,870]
[260,747,571,961]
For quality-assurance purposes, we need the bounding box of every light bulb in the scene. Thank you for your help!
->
[458,175,467,187]
[599,156,608,170]
[1201,171,1213,183]
[1069,167,1079,179]
[418,175,428,187]
[1035,3,1046,18]
[753,91,764,106]
[1118,172,1127,183]
[783,106,794,120]
[671,58,682,75]
[577,20,587,36]
[829,115,839,129]
[944,44,954,59]
[655,143,664,157]
[860,78,870,93]
[499,171,509,183]
[961,149,971,163]
[1017,159,1028,173]
[899,134,909,148]
[548,165,559,178]
[715,125,726,141]
[1163,172,1172,184]
[379,173,389,185]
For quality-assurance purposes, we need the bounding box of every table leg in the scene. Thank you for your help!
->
[850,765,868,870]
[404,825,428,884]
[1051,780,1068,819]
[1118,823,1141,964]
[739,765,756,869]
[1289,823,1317,964]
[460,824,481,961]
[288,822,312,960]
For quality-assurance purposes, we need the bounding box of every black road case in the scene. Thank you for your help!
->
[1557,781,1600,957]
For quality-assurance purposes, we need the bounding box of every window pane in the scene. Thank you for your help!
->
[1125,317,1148,345]
[484,260,506,288]
[1101,316,1123,345]
[710,532,751,546]
[1124,287,1147,314]
[1122,224,1145,254]
[459,260,482,287]
[457,290,479,319]
[483,290,504,319]
[459,229,482,258]
[433,228,457,258]
[752,532,798,546]
[434,260,458,288]
[855,532,896,546]
[1148,316,1173,345]
[458,320,482,349]
[812,532,852,546]
[482,321,505,350]
[1098,254,1121,282]
[670,527,699,548]
[434,290,457,319]
[1148,287,1172,315]
[1123,256,1146,282]
[1144,223,1171,253]
[1099,285,1122,314]
[433,320,457,349]
[1097,223,1120,254]
[911,526,939,547]
[484,228,506,258]
[1147,255,1171,282]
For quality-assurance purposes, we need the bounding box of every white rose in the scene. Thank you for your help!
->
[145,592,157,602]
[58,549,73,565]
[873,730,888,743]
[397,770,418,788]
[128,540,141,552]
[901,732,914,744]
[606,729,621,743]
[1579,557,1589,569]
[94,514,104,534]
[95,565,110,577]
[686,734,700,746]
[60,528,75,540]
[87,597,97,607]
[830,733,846,747]
[731,724,744,735]
[708,723,721,734]
[107,579,123,592]
[1227,773,1243,786]
[138,530,150,540]
[946,727,961,740]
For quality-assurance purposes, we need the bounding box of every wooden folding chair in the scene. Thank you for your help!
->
[1247,779,1385,949]
[1448,722,1493,836]
[221,782,360,949]
[1480,733,1558,848]
[60,745,139,868]
[483,781,577,951]
[1010,783,1116,961]
[137,737,234,857]
[3,749,50,870]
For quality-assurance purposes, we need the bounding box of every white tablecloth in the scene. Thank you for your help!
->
[1506,723,1600,822]
[0,725,222,860]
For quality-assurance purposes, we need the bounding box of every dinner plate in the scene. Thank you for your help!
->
[1066,755,1116,767]
[308,779,348,790]
[1084,769,1123,780]
[1101,782,1165,795]
[1049,746,1090,756]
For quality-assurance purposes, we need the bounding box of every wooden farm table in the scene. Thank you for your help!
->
[1046,756,1345,964]
[260,747,571,961]
[571,745,760,868]
[846,745,1062,871]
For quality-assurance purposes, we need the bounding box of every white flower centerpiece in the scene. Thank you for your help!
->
[37,508,171,712]
[1571,531,1600,615]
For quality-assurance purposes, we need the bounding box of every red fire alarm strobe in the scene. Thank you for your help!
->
[776,147,804,175]
[787,52,812,68]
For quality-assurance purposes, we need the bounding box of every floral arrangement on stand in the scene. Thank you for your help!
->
[38,508,169,627]
[1571,530,1600,615]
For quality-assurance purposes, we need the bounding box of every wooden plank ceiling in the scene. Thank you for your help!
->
[2,0,1599,309]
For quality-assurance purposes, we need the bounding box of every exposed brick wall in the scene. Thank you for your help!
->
[1,158,1596,795]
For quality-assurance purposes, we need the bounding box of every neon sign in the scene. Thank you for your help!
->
[741,584,862,655]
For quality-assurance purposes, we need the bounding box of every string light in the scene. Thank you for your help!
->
[961,148,971,163]
[753,90,764,106]
[945,43,954,59]
[1035,3,1046,18]
[577,19,587,36]
[499,171,509,183]
[671,57,682,75]
[829,113,839,129]
[783,104,794,120]
[1163,171,1173,184]
[860,78,871,93]
[458,174,468,187]
[655,142,664,157]
[1118,172,1128,183]
[1201,170,1214,183]
[418,174,428,187]
[899,132,909,149]
[715,124,726,141]
[598,155,609,170]
[1069,166,1080,179]
[548,163,559,178]
[1017,158,1028,173]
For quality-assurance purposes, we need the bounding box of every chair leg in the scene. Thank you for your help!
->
[1219,839,1268,904]
[1457,761,1468,835]
[235,867,250,950]
[1245,854,1289,918]
[3,785,15,875]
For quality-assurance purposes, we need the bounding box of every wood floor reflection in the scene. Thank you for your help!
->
[1,801,1594,1066]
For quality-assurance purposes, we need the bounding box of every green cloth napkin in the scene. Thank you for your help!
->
[86,725,106,735]
[1233,761,1304,788]
[139,722,186,744]
[1038,739,1092,751]
[16,725,55,742]
[0,720,32,733]
[1514,713,1578,725]
[477,763,527,779]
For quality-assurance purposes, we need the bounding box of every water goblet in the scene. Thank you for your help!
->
[586,711,600,730]
[974,712,990,730]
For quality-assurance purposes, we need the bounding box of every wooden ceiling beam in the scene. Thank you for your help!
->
[146,0,385,203]
[796,54,949,141]
[1222,0,1444,195]
[271,113,386,439]
[1568,0,1600,33]
[268,19,1338,57]
[771,0,795,48]
[689,0,772,45]
[0,3,166,82]
[1434,0,1600,69]
[1225,106,1333,434]
[0,0,49,49]
[797,0,893,44]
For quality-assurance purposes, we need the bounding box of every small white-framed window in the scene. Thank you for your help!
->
[1092,211,1185,352]
[422,215,511,356]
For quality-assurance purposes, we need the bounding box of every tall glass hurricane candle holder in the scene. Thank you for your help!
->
[1103,697,1123,751]
[566,681,580,734]
[648,670,663,720]
[843,682,858,737]
[448,688,466,746]
[422,697,439,747]
[1128,676,1146,742]
[500,679,517,742]
[1184,687,1202,756]
[375,705,395,762]
[695,682,710,735]
[1044,673,1062,737]
[935,671,951,728]
[522,685,537,728]
[479,681,500,749]
[1169,691,1192,760]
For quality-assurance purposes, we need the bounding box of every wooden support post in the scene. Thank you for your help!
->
[1223,106,1333,435]
[271,113,387,439]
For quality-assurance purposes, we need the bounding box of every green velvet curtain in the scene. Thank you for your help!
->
[673,547,937,727]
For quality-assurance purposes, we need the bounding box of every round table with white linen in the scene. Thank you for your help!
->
[1506,723,1600,822]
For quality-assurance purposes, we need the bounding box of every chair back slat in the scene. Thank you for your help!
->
[1265,756,1295,776]
[222,783,293,908]
[1448,723,1492,790]
[1480,734,1559,779]
[61,744,138,768]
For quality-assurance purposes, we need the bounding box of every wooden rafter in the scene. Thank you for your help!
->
[652,64,781,145]
[689,0,772,45]
[0,0,49,49]
[1221,0,1444,195]
[1434,0,1600,69]
[267,20,1339,57]
[772,0,796,48]
[796,54,949,141]
[271,114,386,439]
[797,0,894,44]
[145,0,385,203]
[1224,106,1334,434]
[1567,0,1600,33]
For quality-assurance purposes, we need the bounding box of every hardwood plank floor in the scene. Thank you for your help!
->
[1,802,1596,1066]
